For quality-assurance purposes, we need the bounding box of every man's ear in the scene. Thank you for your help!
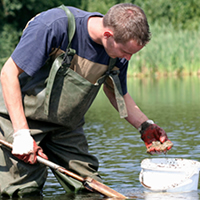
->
[103,31,113,39]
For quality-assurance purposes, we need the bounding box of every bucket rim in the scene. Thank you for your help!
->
[141,158,200,172]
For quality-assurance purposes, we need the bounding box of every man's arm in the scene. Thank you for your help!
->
[0,57,47,164]
[103,84,173,154]
[103,84,148,128]
[1,57,28,132]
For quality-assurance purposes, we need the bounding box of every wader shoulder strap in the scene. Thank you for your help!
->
[107,58,128,118]
[59,5,76,49]
[44,5,76,115]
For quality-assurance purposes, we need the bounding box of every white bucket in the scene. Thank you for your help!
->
[139,158,200,192]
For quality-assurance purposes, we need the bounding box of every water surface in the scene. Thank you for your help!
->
[7,76,200,200]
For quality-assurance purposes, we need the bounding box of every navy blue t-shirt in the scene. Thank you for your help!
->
[11,6,128,95]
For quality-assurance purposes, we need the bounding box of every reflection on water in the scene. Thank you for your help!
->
[143,191,199,200]
[13,77,200,200]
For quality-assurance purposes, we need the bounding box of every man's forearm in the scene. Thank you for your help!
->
[103,85,148,129]
[1,57,29,132]
[123,93,148,129]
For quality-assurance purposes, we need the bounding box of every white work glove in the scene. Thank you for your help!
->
[12,129,48,164]
[12,129,34,154]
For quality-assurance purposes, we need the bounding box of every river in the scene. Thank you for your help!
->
[7,76,200,200]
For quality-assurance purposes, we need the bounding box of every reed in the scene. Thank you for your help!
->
[128,23,200,77]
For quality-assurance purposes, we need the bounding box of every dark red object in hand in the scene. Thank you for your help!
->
[140,122,173,154]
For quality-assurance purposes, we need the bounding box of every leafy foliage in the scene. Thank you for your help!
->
[1,0,81,29]
[135,0,200,30]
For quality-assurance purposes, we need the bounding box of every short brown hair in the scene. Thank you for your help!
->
[103,3,151,45]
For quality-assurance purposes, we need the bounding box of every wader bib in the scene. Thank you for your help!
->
[0,5,127,197]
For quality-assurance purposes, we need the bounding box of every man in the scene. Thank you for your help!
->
[0,3,172,198]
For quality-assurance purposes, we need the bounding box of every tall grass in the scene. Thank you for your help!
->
[128,23,200,77]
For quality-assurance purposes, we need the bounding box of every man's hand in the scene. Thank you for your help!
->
[12,129,48,164]
[139,120,173,154]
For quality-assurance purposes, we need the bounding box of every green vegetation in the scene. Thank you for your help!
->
[128,23,200,77]
[0,0,200,76]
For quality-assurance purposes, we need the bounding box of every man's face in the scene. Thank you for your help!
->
[103,32,144,60]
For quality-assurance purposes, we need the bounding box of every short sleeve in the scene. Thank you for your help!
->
[11,9,68,76]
